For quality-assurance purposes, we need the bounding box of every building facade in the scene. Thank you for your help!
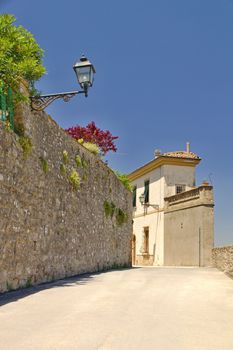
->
[129,144,214,267]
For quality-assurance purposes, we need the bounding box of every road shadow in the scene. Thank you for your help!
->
[225,272,233,280]
[0,267,140,307]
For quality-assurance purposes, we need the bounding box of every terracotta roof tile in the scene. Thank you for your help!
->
[162,151,200,159]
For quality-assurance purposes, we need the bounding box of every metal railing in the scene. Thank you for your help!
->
[0,81,14,130]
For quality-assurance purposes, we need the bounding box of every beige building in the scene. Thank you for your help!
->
[129,144,214,267]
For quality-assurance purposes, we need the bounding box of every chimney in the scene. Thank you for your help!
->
[154,149,162,158]
[186,142,190,153]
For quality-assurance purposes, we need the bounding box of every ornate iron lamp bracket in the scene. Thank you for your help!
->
[30,90,85,111]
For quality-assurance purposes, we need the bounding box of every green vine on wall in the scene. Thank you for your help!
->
[62,150,69,164]
[115,208,128,226]
[104,201,128,226]
[82,172,88,182]
[104,201,116,218]
[60,163,66,175]
[18,136,32,159]
[14,122,25,137]
[39,157,49,173]
[82,158,88,169]
[114,171,133,192]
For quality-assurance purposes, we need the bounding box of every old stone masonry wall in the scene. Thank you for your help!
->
[0,103,132,293]
[212,246,233,278]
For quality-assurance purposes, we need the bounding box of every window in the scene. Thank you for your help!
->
[133,186,137,207]
[144,180,150,203]
[176,184,186,194]
[144,227,149,254]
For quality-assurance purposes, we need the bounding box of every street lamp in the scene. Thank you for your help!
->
[139,193,145,206]
[139,192,159,210]
[30,55,96,111]
[73,55,96,97]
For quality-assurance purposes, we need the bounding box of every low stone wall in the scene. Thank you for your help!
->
[0,104,132,293]
[212,246,233,277]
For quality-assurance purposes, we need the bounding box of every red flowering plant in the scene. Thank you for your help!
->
[65,121,118,156]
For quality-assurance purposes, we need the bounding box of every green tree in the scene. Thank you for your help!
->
[0,14,46,101]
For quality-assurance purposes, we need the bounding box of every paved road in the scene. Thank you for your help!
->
[0,267,233,350]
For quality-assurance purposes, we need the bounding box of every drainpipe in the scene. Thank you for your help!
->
[199,227,201,267]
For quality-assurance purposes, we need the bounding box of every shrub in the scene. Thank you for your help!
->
[83,142,100,155]
[6,281,13,291]
[65,121,118,155]
[75,154,82,167]
[3,120,11,132]
[69,169,81,190]
[25,277,32,289]
[62,150,69,164]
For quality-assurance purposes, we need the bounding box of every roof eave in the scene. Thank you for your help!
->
[128,156,201,182]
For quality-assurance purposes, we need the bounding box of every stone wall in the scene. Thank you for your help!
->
[212,246,233,277]
[0,103,132,293]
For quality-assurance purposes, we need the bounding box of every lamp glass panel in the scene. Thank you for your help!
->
[89,68,94,85]
[76,66,91,85]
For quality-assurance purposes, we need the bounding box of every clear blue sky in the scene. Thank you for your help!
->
[1,0,233,246]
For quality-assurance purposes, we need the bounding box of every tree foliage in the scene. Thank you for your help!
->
[65,121,118,155]
[0,14,46,100]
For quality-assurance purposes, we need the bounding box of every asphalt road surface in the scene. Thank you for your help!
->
[0,267,233,350]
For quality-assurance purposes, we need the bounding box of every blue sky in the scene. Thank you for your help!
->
[1,0,233,246]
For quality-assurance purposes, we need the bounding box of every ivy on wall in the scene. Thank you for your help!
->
[104,200,128,226]
[18,136,32,159]
[68,169,81,190]
[39,157,49,173]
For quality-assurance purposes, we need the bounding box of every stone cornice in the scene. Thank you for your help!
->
[164,203,214,214]
[128,156,201,182]
[164,185,214,212]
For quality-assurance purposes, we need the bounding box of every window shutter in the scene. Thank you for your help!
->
[144,180,149,203]
[133,186,137,207]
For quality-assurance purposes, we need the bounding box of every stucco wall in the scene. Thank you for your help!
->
[164,186,214,266]
[212,246,233,277]
[132,166,164,213]
[131,162,197,266]
[163,164,196,197]
[0,104,132,293]
[133,210,164,266]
